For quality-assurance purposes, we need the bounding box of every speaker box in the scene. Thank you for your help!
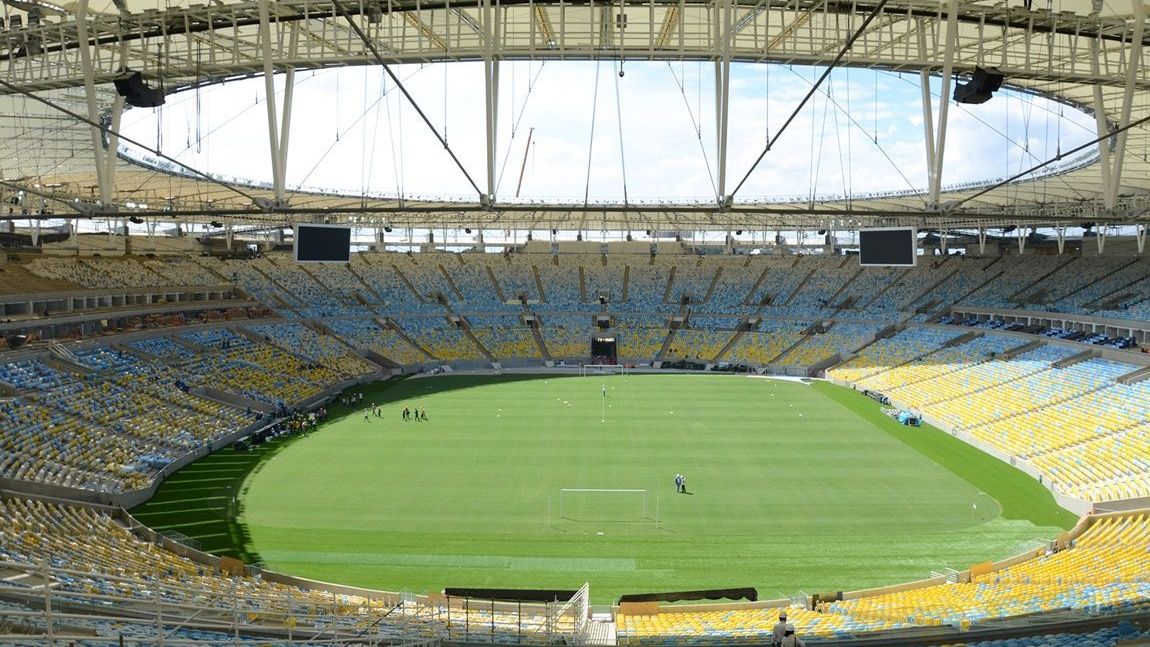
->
[113,71,166,108]
[953,67,1004,105]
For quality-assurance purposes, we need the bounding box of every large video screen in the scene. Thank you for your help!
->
[859,228,917,267]
[295,224,351,263]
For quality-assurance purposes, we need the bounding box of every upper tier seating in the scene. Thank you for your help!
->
[139,256,226,286]
[252,257,349,318]
[724,320,808,365]
[540,315,596,359]
[247,322,378,379]
[327,318,429,365]
[827,327,966,383]
[582,258,626,303]
[535,258,588,308]
[626,263,674,312]
[832,265,901,315]
[8,251,1150,325]
[698,256,761,313]
[26,258,166,289]
[851,334,1020,394]
[614,316,670,359]
[667,258,718,307]
[304,258,381,305]
[746,257,813,309]
[449,256,508,309]
[664,329,733,362]
[399,318,484,361]
[773,323,884,367]
[905,257,1000,317]
[493,255,541,302]
[962,256,1073,308]
[469,314,540,359]
[775,258,858,317]
[0,263,79,294]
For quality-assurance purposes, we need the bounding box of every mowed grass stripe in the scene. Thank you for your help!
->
[813,381,1078,528]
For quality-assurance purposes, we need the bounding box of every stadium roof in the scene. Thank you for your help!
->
[0,0,1148,232]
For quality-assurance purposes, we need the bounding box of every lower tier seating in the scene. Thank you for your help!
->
[617,512,1150,644]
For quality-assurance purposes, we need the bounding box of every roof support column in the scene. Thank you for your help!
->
[75,0,112,207]
[715,0,732,207]
[928,0,959,208]
[483,0,499,208]
[259,0,288,205]
[1136,224,1146,255]
[1090,38,1115,209]
[1108,0,1145,205]
[916,19,936,200]
[1056,225,1066,254]
[278,67,296,199]
[103,95,126,202]
[977,226,987,255]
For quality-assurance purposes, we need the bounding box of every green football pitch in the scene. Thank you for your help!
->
[132,374,1077,603]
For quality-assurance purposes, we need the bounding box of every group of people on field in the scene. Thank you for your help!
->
[352,394,427,423]
[402,405,427,422]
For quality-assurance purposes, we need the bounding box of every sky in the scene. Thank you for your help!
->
[117,61,1099,205]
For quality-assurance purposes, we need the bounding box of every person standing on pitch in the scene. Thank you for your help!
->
[680,474,687,494]
[674,474,682,493]
[771,611,788,646]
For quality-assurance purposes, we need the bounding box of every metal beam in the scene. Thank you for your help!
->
[75,0,111,207]
[1091,36,1116,210]
[947,111,1150,211]
[928,0,958,208]
[729,0,889,199]
[331,0,484,199]
[103,94,126,205]
[715,0,732,205]
[260,0,284,203]
[1107,0,1145,205]
[483,0,499,205]
[916,19,935,198]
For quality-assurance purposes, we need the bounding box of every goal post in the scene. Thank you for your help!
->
[580,363,629,377]
[557,488,654,523]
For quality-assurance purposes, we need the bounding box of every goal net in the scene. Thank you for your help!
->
[558,489,652,522]
[580,364,629,377]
